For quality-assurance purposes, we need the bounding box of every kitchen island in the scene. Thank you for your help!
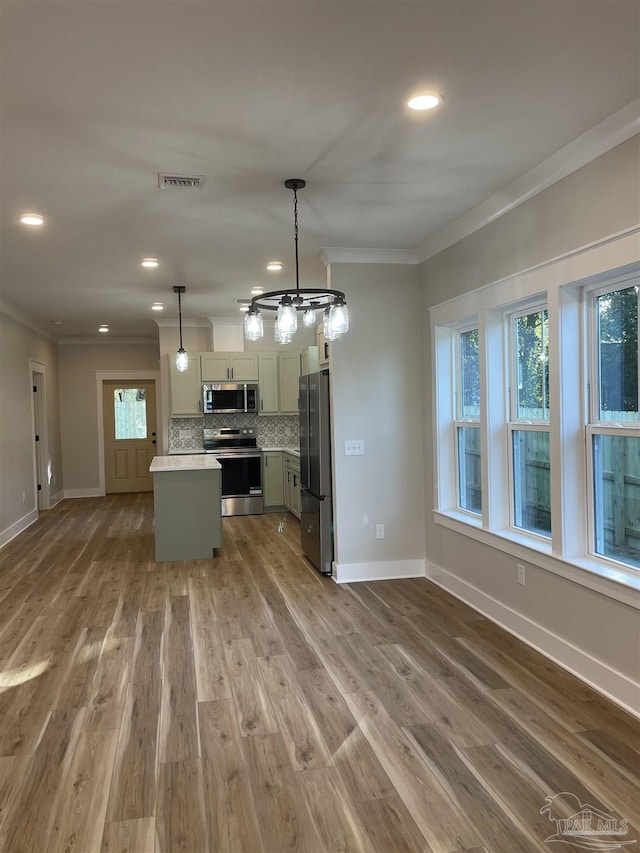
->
[150,454,222,562]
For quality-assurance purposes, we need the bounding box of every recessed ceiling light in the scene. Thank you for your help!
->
[151,302,164,311]
[250,287,264,295]
[20,213,44,226]
[407,91,443,111]
[266,261,282,272]
[98,325,109,333]
[141,257,159,268]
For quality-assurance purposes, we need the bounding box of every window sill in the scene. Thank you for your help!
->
[434,510,640,609]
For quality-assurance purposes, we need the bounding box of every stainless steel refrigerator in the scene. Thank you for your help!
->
[299,369,333,575]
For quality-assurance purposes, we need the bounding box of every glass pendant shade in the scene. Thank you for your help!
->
[329,299,349,336]
[176,347,189,372]
[244,308,264,341]
[323,307,339,341]
[276,297,297,335]
[302,308,316,327]
[274,326,293,344]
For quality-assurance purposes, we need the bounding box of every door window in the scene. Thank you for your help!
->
[113,387,148,439]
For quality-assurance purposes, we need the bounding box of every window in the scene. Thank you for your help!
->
[455,328,481,514]
[113,387,148,439]
[509,307,551,538]
[588,280,640,568]
[430,230,640,599]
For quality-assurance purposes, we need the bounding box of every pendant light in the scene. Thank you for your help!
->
[173,286,188,372]
[244,179,349,343]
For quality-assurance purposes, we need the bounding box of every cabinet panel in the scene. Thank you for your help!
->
[316,326,331,367]
[200,354,230,381]
[278,353,301,414]
[300,346,319,376]
[258,354,279,414]
[169,354,202,415]
[284,455,301,519]
[263,452,284,507]
[229,354,258,381]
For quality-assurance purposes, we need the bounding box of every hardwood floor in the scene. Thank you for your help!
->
[0,493,638,853]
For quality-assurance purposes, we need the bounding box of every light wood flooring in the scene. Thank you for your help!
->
[0,493,638,853]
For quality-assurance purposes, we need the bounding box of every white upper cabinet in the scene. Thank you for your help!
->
[278,353,301,414]
[169,353,202,416]
[258,354,279,413]
[200,353,259,382]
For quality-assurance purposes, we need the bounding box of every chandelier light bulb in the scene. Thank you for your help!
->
[276,297,297,335]
[303,308,317,327]
[244,307,264,341]
[323,307,340,342]
[329,298,349,336]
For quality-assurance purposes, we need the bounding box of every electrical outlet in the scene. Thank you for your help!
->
[517,563,525,585]
[375,523,385,540]
[179,429,193,439]
[344,440,365,456]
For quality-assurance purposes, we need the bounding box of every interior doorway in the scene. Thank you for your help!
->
[30,361,50,511]
[102,380,157,493]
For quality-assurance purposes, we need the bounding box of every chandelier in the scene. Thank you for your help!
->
[244,179,349,344]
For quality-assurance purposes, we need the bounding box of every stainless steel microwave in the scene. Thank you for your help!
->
[202,382,258,414]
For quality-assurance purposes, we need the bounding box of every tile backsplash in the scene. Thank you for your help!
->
[168,414,299,452]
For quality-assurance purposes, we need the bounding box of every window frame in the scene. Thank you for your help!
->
[453,322,482,517]
[506,301,551,539]
[585,272,640,569]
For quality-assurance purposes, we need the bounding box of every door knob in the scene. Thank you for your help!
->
[152,440,156,444]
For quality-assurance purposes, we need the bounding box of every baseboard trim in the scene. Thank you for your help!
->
[333,558,426,584]
[63,488,104,499]
[50,491,64,508]
[425,559,640,718]
[0,508,38,550]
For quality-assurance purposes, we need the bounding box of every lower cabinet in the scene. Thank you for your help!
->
[263,451,301,518]
[263,452,284,507]
[284,454,301,518]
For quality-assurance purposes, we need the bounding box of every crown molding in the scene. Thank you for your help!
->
[0,297,57,341]
[417,99,640,263]
[320,247,419,266]
[58,336,157,345]
[154,317,212,328]
[208,316,244,326]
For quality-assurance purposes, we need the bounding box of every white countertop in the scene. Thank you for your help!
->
[262,446,300,457]
[150,454,221,472]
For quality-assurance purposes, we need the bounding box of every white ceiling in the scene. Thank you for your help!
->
[1,1,638,340]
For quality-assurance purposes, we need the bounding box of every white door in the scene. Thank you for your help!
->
[103,380,157,493]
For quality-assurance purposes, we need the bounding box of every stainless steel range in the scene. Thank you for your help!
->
[203,428,263,516]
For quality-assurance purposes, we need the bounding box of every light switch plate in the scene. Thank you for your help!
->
[344,439,365,456]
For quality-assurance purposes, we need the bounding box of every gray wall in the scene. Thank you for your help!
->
[421,136,640,687]
[58,342,160,492]
[0,313,63,540]
[328,263,426,574]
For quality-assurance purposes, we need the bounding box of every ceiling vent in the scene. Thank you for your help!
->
[158,173,204,190]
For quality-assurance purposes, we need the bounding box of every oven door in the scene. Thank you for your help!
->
[217,453,263,516]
